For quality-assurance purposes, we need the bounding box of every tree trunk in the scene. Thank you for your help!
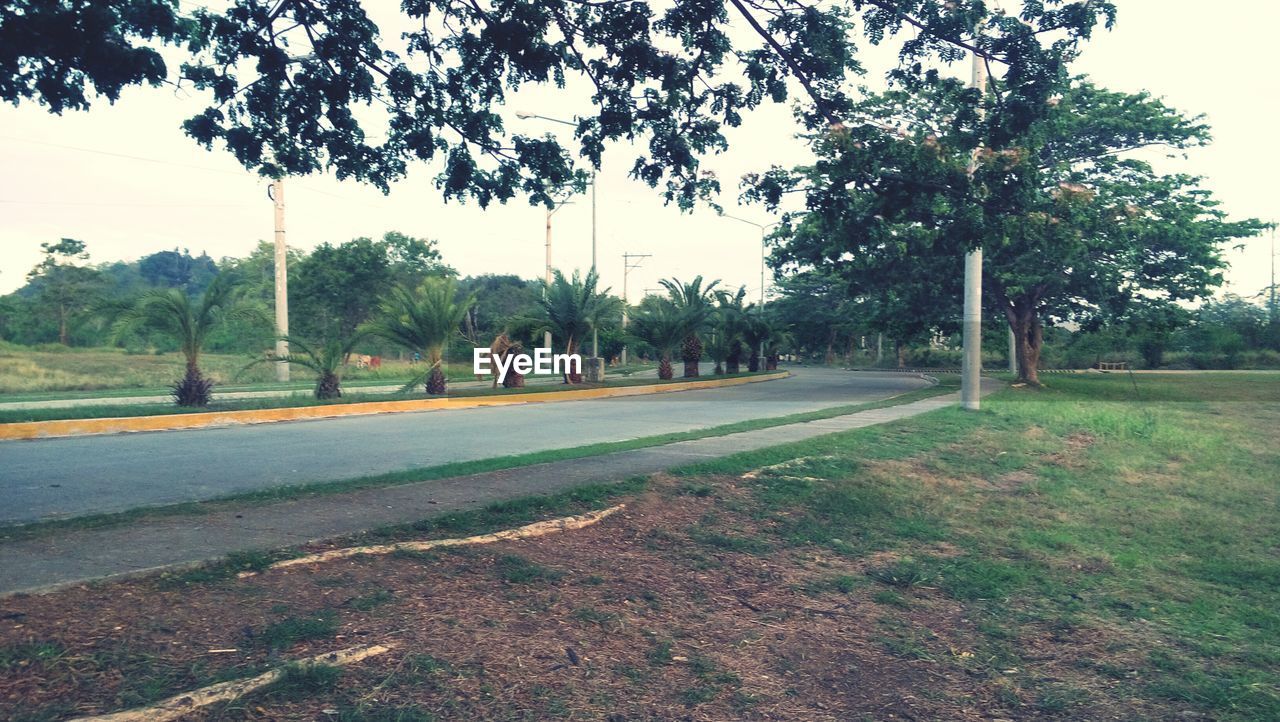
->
[1005,304,1043,386]
[658,354,674,380]
[747,353,760,372]
[766,354,779,371]
[315,371,342,399]
[681,334,702,377]
[895,340,905,369]
[824,328,836,365]
[566,339,583,384]
[58,303,69,345]
[173,360,213,407]
[425,350,448,395]
[426,365,448,395]
[726,346,741,374]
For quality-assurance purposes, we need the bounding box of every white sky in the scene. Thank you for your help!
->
[1,0,1276,304]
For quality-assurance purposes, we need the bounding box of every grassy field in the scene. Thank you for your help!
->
[0,373,1276,720]
[0,344,491,397]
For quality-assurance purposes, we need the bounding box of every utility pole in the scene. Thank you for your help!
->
[1270,221,1276,325]
[961,48,988,411]
[516,111,598,358]
[1008,328,1017,375]
[270,178,289,382]
[544,206,554,352]
[621,252,652,365]
[591,171,599,359]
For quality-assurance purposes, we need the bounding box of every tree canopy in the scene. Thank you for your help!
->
[750,77,1266,383]
[4,0,1116,207]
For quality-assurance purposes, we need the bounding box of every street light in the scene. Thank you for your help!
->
[722,213,779,362]
[515,111,601,362]
[621,252,652,365]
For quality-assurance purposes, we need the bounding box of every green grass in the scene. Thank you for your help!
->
[668,372,1280,719]
[493,554,563,585]
[257,611,340,649]
[0,377,952,543]
[0,345,491,397]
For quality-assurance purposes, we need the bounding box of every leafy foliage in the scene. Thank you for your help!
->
[660,275,720,377]
[752,78,1266,384]
[111,275,266,405]
[6,1,1115,208]
[362,277,475,394]
[530,269,620,383]
[628,299,689,380]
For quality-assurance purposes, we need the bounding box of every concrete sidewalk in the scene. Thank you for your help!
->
[0,381,996,596]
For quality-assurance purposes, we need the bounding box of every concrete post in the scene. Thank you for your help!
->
[272,178,289,382]
[960,49,988,411]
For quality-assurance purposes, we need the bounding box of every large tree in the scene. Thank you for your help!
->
[751,79,1266,385]
[24,239,102,345]
[5,1,1115,206]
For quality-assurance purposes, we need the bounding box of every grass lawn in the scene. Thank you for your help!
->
[0,373,1276,720]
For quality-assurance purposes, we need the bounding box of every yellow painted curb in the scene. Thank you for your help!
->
[1,371,789,441]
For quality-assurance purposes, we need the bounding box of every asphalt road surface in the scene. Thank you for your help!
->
[0,368,928,525]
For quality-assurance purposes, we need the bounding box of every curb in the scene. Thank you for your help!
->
[0,371,790,442]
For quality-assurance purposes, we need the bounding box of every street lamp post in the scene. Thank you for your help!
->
[621,252,652,365]
[722,213,779,361]
[515,111,601,361]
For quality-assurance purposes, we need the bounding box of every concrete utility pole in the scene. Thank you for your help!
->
[271,178,289,382]
[1008,328,1018,375]
[516,111,599,359]
[961,49,988,410]
[1270,221,1277,325]
[591,171,598,359]
[544,206,554,352]
[621,252,652,365]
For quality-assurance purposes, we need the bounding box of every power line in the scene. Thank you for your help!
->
[0,135,370,203]
[0,199,255,208]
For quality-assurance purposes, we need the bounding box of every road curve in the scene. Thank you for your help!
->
[0,368,927,525]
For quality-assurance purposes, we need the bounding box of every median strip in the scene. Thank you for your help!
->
[0,371,788,441]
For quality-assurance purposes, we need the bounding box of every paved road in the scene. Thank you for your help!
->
[0,368,927,525]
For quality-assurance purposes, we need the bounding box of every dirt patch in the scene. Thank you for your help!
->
[0,474,1183,721]
[864,457,967,490]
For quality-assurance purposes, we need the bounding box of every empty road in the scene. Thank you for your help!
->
[0,368,928,525]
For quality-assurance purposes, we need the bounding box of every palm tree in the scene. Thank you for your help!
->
[703,331,730,375]
[629,299,688,380]
[258,334,367,399]
[537,269,620,384]
[660,275,720,378]
[112,275,263,406]
[363,277,475,395]
[764,326,792,370]
[715,286,751,374]
[742,315,773,373]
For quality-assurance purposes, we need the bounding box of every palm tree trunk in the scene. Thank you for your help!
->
[316,371,342,399]
[658,354,674,380]
[173,356,213,407]
[566,339,583,384]
[426,350,447,395]
[681,334,702,377]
